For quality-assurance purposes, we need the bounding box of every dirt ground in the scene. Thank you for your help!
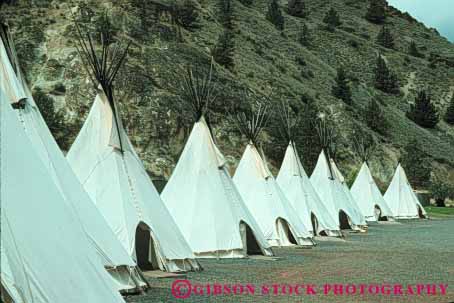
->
[127,218,454,303]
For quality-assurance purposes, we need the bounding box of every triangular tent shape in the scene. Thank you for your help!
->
[310,150,366,230]
[67,23,200,272]
[351,162,395,221]
[384,164,427,219]
[233,104,314,247]
[330,159,369,223]
[277,142,342,237]
[67,91,201,271]
[234,143,314,246]
[161,117,273,258]
[0,89,125,303]
[0,27,146,292]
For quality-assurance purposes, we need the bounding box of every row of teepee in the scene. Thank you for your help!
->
[1,16,427,302]
[348,135,427,221]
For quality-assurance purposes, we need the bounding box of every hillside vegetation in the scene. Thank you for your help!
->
[2,0,454,189]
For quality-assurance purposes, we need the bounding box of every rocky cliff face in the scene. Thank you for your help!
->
[2,0,454,188]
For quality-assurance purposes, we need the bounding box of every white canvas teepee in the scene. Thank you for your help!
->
[68,24,199,272]
[161,117,273,258]
[234,143,314,247]
[330,160,369,223]
[351,162,394,221]
[277,142,342,237]
[0,32,145,292]
[0,90,125,303]
[310,150,366,230]
[67,91,200,272]
[384,164,427,219]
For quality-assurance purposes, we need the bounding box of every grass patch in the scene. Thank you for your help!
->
[426,206,454,217]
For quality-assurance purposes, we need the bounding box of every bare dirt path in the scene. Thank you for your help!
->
[127,218,454,303]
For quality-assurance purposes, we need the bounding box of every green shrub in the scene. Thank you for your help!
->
[444,94,454,125]
[332,67,352,105]
[401,139,432,188]
[174,0,200,30]
[287,0,306,18]
[348,39,359,49]
[266,0,285,30]
[365,0,386,24]
[323,7,341,32]
[429,177,453,207]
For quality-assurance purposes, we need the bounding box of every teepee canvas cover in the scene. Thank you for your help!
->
[1,90,125,303]
[351,162,394,221]
[68,91,200,271]
[0,28,145,292]
[384,164,427,219]
[0,24,25,104]
[234,143,314,246]
[310,151,366,230]
[67,23,199,272]
[161,117,273,257]
[277,142,342,237]
[330,159,368,223]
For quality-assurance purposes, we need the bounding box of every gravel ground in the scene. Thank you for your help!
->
[127,218,454,303]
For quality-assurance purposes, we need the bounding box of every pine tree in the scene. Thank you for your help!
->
[374,55,387,91]
[287,0,306,18]
[239,0,253,6]
[408,41,424,58]
[374,55,399,95]
[365,98,388,135]
[212,29,235,70]
[130,0,156,39]
[299,23,311,46]
[428,52,439,69]
[323,7,341,32]
[174,0,200,30]
[365,0,386,24]
[388,72,399,94]
[401,139,432,188]
[444,94,454,125]
[219,0,234,30]
[1,0,17,6]
[33,87,69,149]
[406,90,440,128]
[299,94,321,173]
[332,67,352,105]
[266,0,285,30]
[376,25,394,49]
[94,13,118,45]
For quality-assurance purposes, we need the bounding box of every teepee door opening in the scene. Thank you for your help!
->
[374,205,382,221]
[418,206,426,219]
[276,218,297,245]
[1,283,14,303]
[338,211,352,230]
[135,223,159,271]
[312,213,326,236]
[240,222,262,255]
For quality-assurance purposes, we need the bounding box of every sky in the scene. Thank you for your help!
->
[387,0,454,42]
